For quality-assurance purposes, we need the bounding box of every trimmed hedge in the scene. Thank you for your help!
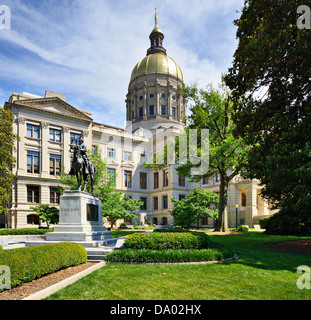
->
[0,242,87,290]
[153,227,189,233]
[124,232,210,250]
[104,248,232,263]
[0,245,2,253]
[0,228,54,236]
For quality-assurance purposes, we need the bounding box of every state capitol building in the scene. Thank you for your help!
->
[3,12,274,229]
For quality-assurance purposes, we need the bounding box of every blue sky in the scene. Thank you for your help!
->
[0,0,244,128]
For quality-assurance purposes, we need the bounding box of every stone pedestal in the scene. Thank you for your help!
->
[46,191,111,242]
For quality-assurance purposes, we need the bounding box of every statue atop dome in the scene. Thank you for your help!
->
[155,8,159,28]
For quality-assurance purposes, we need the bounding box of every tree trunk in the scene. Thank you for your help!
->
[215,176,229,232]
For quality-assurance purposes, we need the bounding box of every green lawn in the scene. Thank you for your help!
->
[45,232,311,300]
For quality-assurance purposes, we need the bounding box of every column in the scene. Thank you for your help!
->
[245,183,258,226]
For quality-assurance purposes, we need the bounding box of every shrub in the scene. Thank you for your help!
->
[0,245,2,253]
[124,232,210,250]
[237,226,248,232]
[260,211,311,236]
[154,227,189,233]
[0,228,54,236]
[0,242,87,290]
[104,248,233,263]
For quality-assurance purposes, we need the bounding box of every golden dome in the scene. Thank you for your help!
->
[130,53,183,83]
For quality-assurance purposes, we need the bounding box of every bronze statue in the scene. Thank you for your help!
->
[69,139,97,194]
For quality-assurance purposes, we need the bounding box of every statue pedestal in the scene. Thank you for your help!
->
[46,191,111,243]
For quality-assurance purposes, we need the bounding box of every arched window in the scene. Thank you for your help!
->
[242,193,246,207]
[153,217,158,225]
[27,214,39,225]
[161,217,168,225]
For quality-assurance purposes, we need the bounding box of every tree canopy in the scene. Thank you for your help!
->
[170,188,219,228]
[0,107,19,215]
[225,0,311,224]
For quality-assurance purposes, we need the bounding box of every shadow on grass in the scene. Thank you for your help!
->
[208,231,311,273]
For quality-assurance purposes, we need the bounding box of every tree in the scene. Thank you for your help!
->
[225,0,311,234]
[0,107,19,215]
[176,82,247,232]
[30,204,59,228]
[170,188,219,228]
[59,149,142,228]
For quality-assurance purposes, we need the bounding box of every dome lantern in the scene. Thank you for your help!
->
[147,9,167,56]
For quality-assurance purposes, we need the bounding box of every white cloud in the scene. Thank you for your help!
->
[0,0,243,128]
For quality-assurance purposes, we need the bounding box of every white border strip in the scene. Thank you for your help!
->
[22,261,105,300]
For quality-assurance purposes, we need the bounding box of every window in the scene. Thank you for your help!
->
[161,217,168,225]
[179,194,186,201]
[178,174,185,187]
[124,171,132,188]
[162,195,168,209]
[27,214,39,225]
[153,197,158,210]
[154,172,159,189]
[139,107,143,117]
[139,96,143,100]
[153,217,158,225]
[50,187,60,204]
[107,148,115,159]
[150,94,154,99]
[70,132,81,144]
[203,177,209,185]
[107,168,116,183]
[172,107,176,117]
[27,124,40,139]
[140,197,147,210]
[49,128,61,142]
[149,105,154,115]
[172,96,176,101]
[242,193,246,207]
[27,151,40,174]
[124,151,132,162]
[50,154,61,176]
[161,105,166,115]
[163,170,169,187]
[27,186,40,203]
[140,172,147,189]
[92,145,98,155]
[161,94,166,99]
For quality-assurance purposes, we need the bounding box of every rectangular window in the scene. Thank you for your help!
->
[49,128,61,142]
[107,168,116,183]
[154,172,159,189]
[179,194,186,201]
[27,186,40,204]
[162,195,168,209]
[140,172,147,189]
[163,170,169,187]
[161,105,166,115]
[124,151,132,162]
[139,107,143,117]
[50,187,60,204]
[124,171,132,188]
[203,177,209,185]
[107,148,115,159]
[50,154,61,176]
[153,197,158,210]
[172,107,176,117]
[149,105,154,115]
[140,197,147,210]
[27,151,40,174]
[178,174,185,187]
[70,132,81,144]
[27,124,40,139]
